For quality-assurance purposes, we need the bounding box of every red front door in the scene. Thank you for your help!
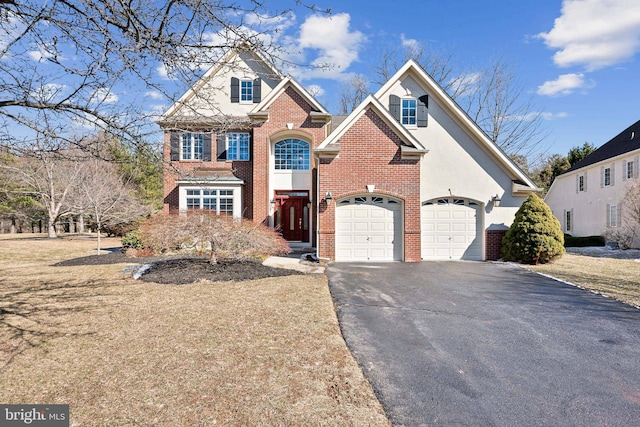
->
[277,195,309,242]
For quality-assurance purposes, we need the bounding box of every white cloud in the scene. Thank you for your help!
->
[296,13,366,79]
[537,73,593,96]
[156,64,169,79]
[448,72,482,97]
[30,83,66,102]
[538,0,640,70]
[400,34,421,56]
[245,11,296,35]
[92,87,118,104]
[145,90,164,100]
[541,111,569,120]
[305,84,325,98]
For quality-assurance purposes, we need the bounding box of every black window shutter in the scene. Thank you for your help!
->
[389,95,400,122]
[203,132,212,161]
[230,77,239,103]
[417,95,429,127]
[169,132,180,161]
[253,78,261,103]
[216,133,227,161]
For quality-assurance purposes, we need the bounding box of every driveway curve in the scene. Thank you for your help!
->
[327,261,640,427]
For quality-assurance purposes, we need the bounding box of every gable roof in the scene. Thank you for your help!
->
[157,46,283,124]
[374,59,538,191]
[566,119,640,173]
[315,95,427,158]
[249,76,331,121]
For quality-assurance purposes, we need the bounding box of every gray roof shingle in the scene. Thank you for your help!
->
[566,119,640,173]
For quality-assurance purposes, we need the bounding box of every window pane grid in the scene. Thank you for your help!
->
[402,99,417,125]
[241,80,253,101]
[181,133,203,160]
[227,133,250,161]
[274,139,310,170]
[185,188,233,214]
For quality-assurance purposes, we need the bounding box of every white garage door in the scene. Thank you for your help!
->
[421,198,482,260]
[335,195,403,262]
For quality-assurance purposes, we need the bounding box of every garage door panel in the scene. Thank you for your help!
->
[422,199,482,260]
[335,196,403,262]
[436,223,451,232]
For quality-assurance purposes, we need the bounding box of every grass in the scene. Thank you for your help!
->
[0,234,389,426]
[524,253,640,307]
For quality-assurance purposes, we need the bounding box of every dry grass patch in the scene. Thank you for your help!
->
[0,235,388,426]
[524,253,640,307]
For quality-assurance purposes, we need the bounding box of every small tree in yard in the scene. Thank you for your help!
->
[606,181,640,249]
[502,194,565,264]
[138,212,290,263]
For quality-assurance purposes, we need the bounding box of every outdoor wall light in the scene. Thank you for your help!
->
[270,198,276,205]
[307,199,312,208]
[492,194,501,207]
[325,192,333,204]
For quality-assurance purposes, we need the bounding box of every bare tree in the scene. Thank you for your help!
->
[75,158,150,254]
[0,139,87,237]
[0,1,328,155]
[337,74,369,115]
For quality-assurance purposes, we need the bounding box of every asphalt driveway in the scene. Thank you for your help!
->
[327,261,640,426]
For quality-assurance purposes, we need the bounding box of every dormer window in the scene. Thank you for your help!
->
[240,80,253,102]
[401,98,417,126]
[389,94,429,128]
[230,77,262,103]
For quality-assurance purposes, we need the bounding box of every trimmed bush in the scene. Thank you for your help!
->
[563,234,605,248]
[502,194,565,264]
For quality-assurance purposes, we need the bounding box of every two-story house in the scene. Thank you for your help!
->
[158,46,539,262]
[545,119,640,248]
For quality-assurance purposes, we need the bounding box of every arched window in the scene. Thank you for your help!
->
[274,139,310,170]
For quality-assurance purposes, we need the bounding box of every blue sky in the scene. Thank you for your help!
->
[234,0,640,158]
[4,0,639,161]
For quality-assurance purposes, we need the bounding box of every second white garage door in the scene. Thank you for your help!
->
[421,198,482,260]
[335,196,403,262]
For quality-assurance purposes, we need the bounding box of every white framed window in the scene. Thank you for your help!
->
[566,210,572,232]
[240,80,253,102]
[607,204,618,227]
[227,133,250,161]
[401,98,417,126]
[603,167,611,187]
[185,188,234,215]
[626,160,634,180]
[181,133,204,161]
[578,175,585,192]
[274,139,310,170]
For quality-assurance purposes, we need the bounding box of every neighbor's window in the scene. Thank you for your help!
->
[240,80,253,102]
[227,133,250,161]
[607,204,618,227]
[186,189,233,215]
[604,167,611,186]
[401,98,417,126]
[627,160,634,180]
[566,210,572,232]
[578,175,585,192]
[181,133,204,160]
[274,139,310,170]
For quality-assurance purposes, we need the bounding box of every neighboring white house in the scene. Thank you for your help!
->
[545,119,640,248]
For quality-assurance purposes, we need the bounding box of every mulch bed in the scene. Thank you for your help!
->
[138,258,302,284]
[54,250,302,284]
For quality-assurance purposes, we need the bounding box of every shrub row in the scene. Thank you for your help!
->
[563,234,605,247]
